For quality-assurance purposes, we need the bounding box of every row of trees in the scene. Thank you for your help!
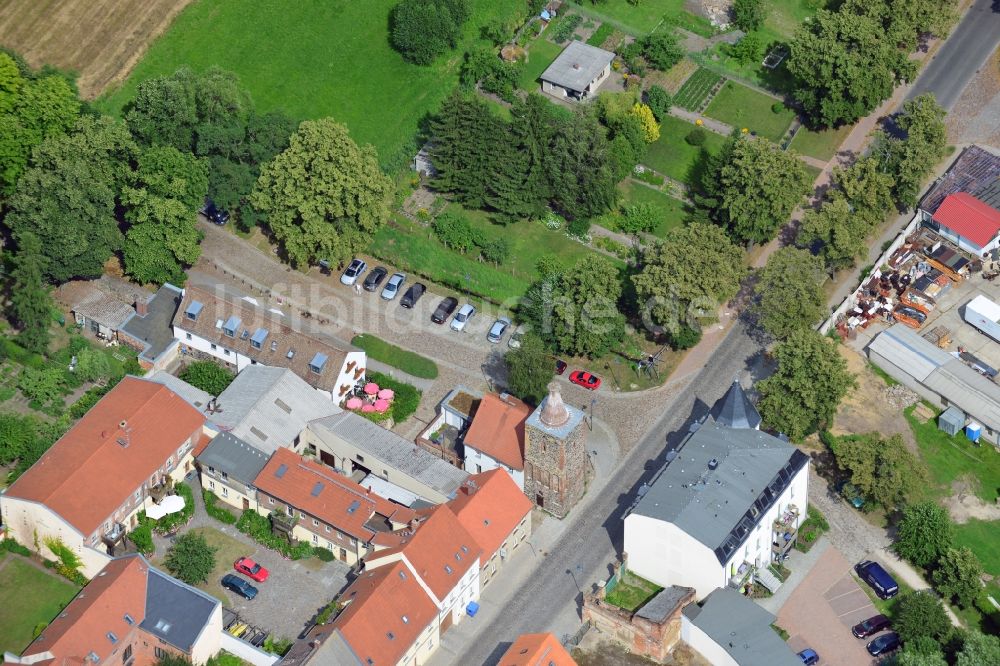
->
[890,590,999,665]
[787,0,957,128]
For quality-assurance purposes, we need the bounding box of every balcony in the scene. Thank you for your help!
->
[772,505,800,559]
[728,561,754,590]
[271,511,299,540]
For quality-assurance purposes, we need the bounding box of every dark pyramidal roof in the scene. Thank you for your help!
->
[711,379,761,430]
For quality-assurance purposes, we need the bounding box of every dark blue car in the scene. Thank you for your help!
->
[222,573,258,600]
[867,632,900,657]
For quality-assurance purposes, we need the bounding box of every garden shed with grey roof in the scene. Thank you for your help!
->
[540,41,614,101]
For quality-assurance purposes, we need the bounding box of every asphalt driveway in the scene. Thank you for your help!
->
[776,547,885,666]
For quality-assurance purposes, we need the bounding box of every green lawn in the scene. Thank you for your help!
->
[616,181,688,237]
[704,81,795,142]
[954,520,1000,575]
[351,334,439,379]
[519,38,564,91]
[369,205,603,303]
[570,0,714,36]
[906,407,1000,505]
[97,0,524,170]
[604,571,663,611]
[790,124,853,162]
[642,115,727,184]
[0,554,80,654]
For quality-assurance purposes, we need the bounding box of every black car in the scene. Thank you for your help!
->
[363,266,388,292]
[852,614,891,639]
[555,359,567,375]
[221,573,258,600]
[400,283,426,308]
[866,632,900,657]
[200,198,230,225]
[431,297,458,324]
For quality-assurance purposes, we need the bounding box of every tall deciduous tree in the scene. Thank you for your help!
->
[390,0,470,65]
[788,4,917,127]
[250,118,392,268]
[710,136,809,244]
[932,547,984,609]
[732,0,767,32]
[632,222,746,337]
[832,433,927,511]
[894,500,953,567]
[758,331,855,440]
[164,532,217,585]
[875,94,948,208]
[8,232,52,354]
[893,591,951,646]
[796,194,869,271]
[5,115,138,282]
[504,332,554,405]
[956,631,1000,666]
[751,247,826,339]
[549,256,626,358]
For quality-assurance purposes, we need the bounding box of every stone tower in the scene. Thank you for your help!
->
[523,382,588,518]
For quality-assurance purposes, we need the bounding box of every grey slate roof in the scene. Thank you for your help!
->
[710,380,761,429]
[683,587,801,666]
[635,585,694,623]
[308,412,468,500]
[141,565,219,652]
[630,420,807,564]
[211,365,340,453]
[975,177,1000,210]
[920,145,1000,214]
[868,324,1000,433]
[540,40,614,92]
[197,432,271,486]
[146,370,212,410]
[120,283,183,363]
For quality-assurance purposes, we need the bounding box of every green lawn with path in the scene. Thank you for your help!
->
[790,124,853,162]
[704,80,795,142]
[0,554,80,654]
[519,38,564,91]
[616,181,688,237]
[351,334,439,379]
[570,0,714,36]
[97,0,524,170]
[642,115,727,184]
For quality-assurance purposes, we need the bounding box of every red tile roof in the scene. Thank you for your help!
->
[19,557,147,665]
[6,377,205,536]
[932,192,1000,249]
[449,470,532,561]
[499,633,577,666]
[254,448,415,543]
[367,505,481,601]
[463,393,532,470]
[331,561,437,666]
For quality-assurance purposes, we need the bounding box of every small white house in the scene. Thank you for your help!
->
[540,41,614,101]
[624,383,809,599]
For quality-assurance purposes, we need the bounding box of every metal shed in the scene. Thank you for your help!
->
[939,405,965,436]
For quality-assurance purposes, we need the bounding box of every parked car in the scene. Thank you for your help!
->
[340,259,367,286]
[431,297,458,324]
[508,326,527,349]
[554,359,567,375]
[400,283,426,308]
[450,303,476,331]
[233,557,269,582]
[569,370,601,390]
[200,198,230,225]
[855,560,899,599]
[221,574,258,600]
[381,273,406,300]
[798,648,819,665]
[852,614,890,639]
[363,266,388,292]
[866,632,900,657]
[487,317,511,343]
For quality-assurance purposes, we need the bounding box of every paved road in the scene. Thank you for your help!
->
[441,324,763,665]
[906,0,1000,110]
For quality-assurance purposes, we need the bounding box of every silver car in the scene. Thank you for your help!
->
[380,273,405,300]
[450,303,476,332]
[340,258,367,286]
[487,317,511,343]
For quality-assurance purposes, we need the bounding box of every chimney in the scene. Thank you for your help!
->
[135,298,149,317]
[539,382,570,428]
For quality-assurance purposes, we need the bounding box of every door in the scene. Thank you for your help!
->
[340,548,347,561]
[536,493,544,508]
[440,610,454,634]
[242,498,250,511]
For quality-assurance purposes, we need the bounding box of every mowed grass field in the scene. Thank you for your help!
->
[98,0,523,168]
[0,0,196,98]
[0,554,80,654]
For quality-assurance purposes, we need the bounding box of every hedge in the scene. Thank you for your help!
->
[366,371,421,424]
[203,490,238,524]
[236,509,313,560]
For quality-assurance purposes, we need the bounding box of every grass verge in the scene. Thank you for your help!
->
[351,334,439,380]
[790,123,853,162]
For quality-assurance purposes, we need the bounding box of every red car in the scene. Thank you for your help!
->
[234,557,269,582]
[569,370,601,390]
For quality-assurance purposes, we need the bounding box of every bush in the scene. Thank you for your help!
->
[366,371,422,423]
[645,85,672,122]
[772,101,786,114]
[638,31,684,71]
[685,127,708,146]
[203,490,238,525]
[153,483,195,534]
[0,537,32,557]
[128,516,155,556]
[567,217,591,239]
[179,361,235,396]
[236,509,313,559]
[313,546,335,562]
[433,212,477,253]
[666,324,702,350]
[551,13,583,43]
[390,0,470,65]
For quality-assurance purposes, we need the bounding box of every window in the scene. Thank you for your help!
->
[312,519,319,527]
[122,645,133,664]
[220,471,228,481]
[185,333,192,341]
[124,614,134,626]
[154,648,169,660]
[208,481,215,490]
[134,489,141,502]
[224,349,230,356]
[221,487,228,498]
[268,497,275,505]
[210,343,217,351]
[325,525,331,533]
[312,534,318,545]
[356,454,364,463]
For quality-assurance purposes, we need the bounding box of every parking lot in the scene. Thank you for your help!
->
[776,547,888,666]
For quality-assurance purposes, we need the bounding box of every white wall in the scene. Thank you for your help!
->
[681,614,738,666]
[463,447,524,490]
[0,497,111,578]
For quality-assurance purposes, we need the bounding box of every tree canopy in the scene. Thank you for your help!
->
[250,118,393,268]
[180,361,236,396]
[956,631,1000,666]
[893,591,952,646]
[932,547,984,609]
[632,222,746,338]
[390,0,471,65]
[164,532,217,585]
[751,247,826,339]
[504,332,554,405]
[831,433,927,512]
[8,232,52,354]
[874,94,948,208]
[894,500,953,568]
[758,331,855,440]
[732,0,767,32]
